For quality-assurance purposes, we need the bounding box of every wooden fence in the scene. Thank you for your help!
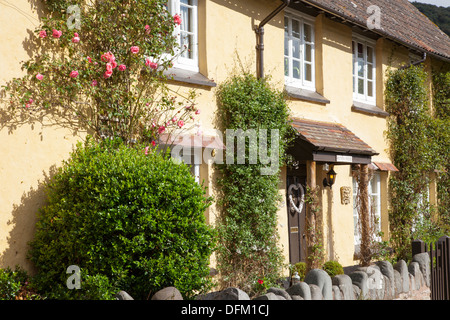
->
[412,236,450,300]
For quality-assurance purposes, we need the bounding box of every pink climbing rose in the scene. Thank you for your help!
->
[106,63,113,72]
[177,120,184,128]
[52,29,62,38]
[70,70,79,78]
[101,51,115,63]
[174,14,182,26]
[118,64,126,71]
[130,46,139,54]
[158,125,166,134]
[145,58,158,70]
[36,73,43,81]
[72,32,80,43]
[103,70,113,79]
[91,80,98,86]
[39,30,47,38]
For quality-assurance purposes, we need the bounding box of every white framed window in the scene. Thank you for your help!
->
[352,37,376,104]
[168,0,199,72]
[284,11,315,90]
[353,171,381,245]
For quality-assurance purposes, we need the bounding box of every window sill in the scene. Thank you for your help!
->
[163,67,216,87]
[285,86,330,104]
[352,101,389,117]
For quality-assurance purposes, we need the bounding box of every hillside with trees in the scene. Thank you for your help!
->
[412,2,450,36]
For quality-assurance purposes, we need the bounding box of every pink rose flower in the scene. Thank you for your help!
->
[39,30,47,38]
[36,73,44,81]
[103,70,113,79]
[106,63,113,72]
[72,32,80,43]
[145,25,150,30]
[52,29,62,38]
[158,126,166,134]
[130,46,139,54]
[87,56,93,63]
[195,109,201,115]
[28,98,33,103]
[144,146,149,155]
[101,51,114,63]
[145,58,158,70]
[70,70,79,78]
[25,103,31,109]
[118,64,126,71]
[151,140,156,147]
[111,60,117,69]
[177,120,184,128]
[174,14,182,26]
[91,80,98,86]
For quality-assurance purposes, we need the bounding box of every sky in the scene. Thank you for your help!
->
[409,0,450,7]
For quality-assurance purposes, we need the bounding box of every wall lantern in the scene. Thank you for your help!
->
[323,166,337,188]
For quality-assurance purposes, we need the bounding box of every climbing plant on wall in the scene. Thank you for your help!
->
[215,71,294,296]
[385,64,450,261]
[1,0,200,144]
[432,67,450,234]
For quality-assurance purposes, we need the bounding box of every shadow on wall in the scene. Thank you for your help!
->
[0,166,57,274]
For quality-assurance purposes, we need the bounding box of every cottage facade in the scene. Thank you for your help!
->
[1,0,449,273]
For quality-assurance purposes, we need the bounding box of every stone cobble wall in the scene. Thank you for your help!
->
[117,252,432,300]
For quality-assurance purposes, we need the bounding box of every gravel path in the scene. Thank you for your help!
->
[394,286,431,300]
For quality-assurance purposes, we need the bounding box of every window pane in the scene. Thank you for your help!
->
[293,60,300,79]
[304,44,312,62]
[358,59,364,77]
[292,39,300,59]
[367,46,374,63]
[292,19,300,38]
[305,63,312,81]
[284,17,289,34]
[358,78,364,94]
[353,75,356,93]
[304,23,312,42]
[358,43,363,59]
[180,33,193,58]
[181,0,192,4]
[367,63,373,80]
[180,6,192,32]
[284,37,289,56]
[284,58,289,76]
[367,80,373,97]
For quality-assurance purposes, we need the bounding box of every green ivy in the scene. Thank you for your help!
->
[385,65,450,261]
[214,72,293,296]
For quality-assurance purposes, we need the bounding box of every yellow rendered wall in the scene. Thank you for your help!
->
[0,1,86,273]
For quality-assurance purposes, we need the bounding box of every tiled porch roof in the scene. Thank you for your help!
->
[291,118,378,156]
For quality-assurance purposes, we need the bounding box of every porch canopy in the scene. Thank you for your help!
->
[290,118,378,165]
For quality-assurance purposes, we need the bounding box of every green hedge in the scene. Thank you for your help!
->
[28,138,216,299]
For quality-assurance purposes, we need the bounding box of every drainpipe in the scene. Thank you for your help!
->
[255,0,291,79]
[399,52,427,70]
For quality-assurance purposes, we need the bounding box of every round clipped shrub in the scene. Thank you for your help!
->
[28,138,216,299]
[322,260,344,278]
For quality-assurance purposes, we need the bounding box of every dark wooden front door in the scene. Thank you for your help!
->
[287,167,307,264]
